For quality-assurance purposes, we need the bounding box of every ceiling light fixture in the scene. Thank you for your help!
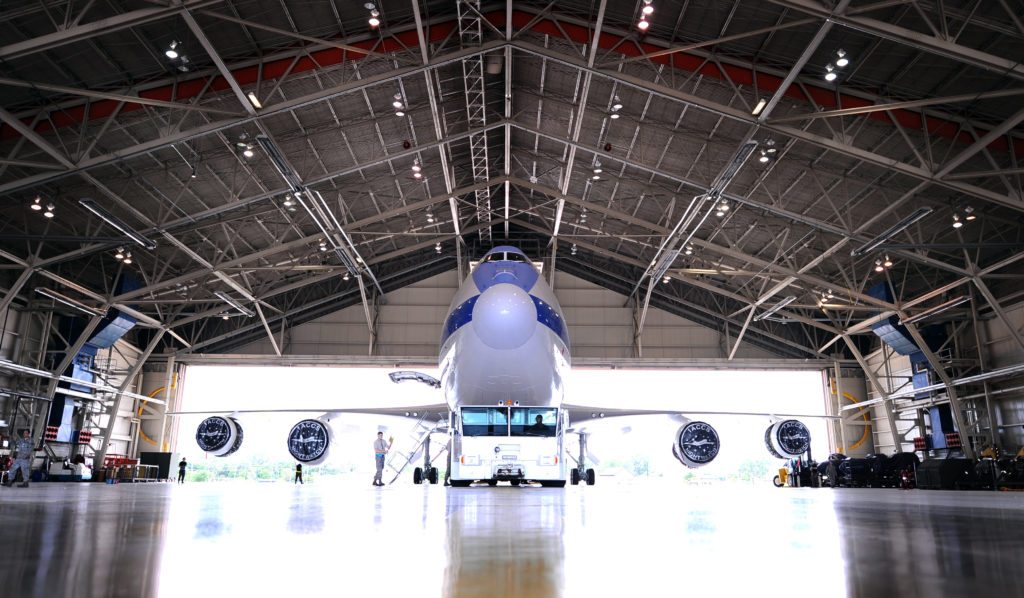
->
[642,0,654,16]
[638,17,649,31]
[242,144,255,159]
[246,92,262,109]
[612,96,623,111]
[850,206,933,256]
[952,214,963,229]
[392,94,404,109]
[593,161,602,174]
[964,206,976,221]
[426,210,434,223]
[824,64,837,82]
[214,290,255,318]
[283,194,295,207]
[115,247,125,260]
[165,41,179,60]
[899,296,971,326]
[35,288,107,318]
[79,198,157,249]
[435,242,442,253]
[883,255,893,268]
[662,275,670,284]
[835,49,849,68]
[759,150,769,164]
[684,245,693,255]
[44,203,55,218]
[571,244,577,256]
[368,7,380,28]
[874,260,885,273]
[30,197,42,211]
[343,272,350,281]
[122,250,132,265]
[753,295,796,321]
[752,98,767,116]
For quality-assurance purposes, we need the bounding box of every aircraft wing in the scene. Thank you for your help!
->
[562,403,838,427]
[167,403,449,420]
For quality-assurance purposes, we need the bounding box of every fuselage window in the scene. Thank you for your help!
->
[510,407,558,437]
[461,407,509,436]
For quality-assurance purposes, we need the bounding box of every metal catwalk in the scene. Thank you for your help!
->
[1,479,1022,597]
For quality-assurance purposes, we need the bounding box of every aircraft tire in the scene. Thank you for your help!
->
[428,467,439,484]
[570,469,580,485]
[510,479,521,486]
[826,462,840,488]
[487,480,498,486]
[585,468,596,486]
[773,475,783,487]
[413,467,423,485]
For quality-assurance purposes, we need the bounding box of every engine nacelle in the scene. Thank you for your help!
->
[196,416,244,457]
[671,421,720,468]
[764,419,811,459]
[286,418,334,465]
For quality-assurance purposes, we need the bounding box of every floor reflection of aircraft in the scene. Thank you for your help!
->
[172,246,823,485]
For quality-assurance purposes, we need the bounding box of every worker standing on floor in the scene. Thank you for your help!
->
[4,429,35,488]
[295,462,303,484]
[373,431,392,486]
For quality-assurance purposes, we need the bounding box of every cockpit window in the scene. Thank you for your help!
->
[510,407,558,437]
[483,251,527,263]
[461,407,508,436]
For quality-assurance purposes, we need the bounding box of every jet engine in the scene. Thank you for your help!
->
[286,418,334,465]
[196,416,244,457]
[764,419,811,459]
[671,421,721,468]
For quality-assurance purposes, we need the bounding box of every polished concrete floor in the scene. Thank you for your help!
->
[1,477,1023,597]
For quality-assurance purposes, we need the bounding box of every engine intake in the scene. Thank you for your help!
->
[671,421,720,468]
[196,416,244,457]
[764,419,811,459]
[286,418,334,465]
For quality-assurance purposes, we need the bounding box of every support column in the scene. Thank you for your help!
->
[841,335,901,453]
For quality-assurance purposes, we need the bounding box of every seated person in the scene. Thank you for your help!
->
[526,415,549,435]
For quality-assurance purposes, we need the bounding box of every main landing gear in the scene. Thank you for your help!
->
[412,432,441,485]
[571,433,596,486]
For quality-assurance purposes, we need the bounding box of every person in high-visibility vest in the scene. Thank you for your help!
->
[295,463,303,484]
[372,431,392,486]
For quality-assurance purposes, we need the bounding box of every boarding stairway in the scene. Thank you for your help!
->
[386,412,448,484]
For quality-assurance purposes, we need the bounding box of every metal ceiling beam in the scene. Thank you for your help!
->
[767,0,1024,80]
[0,76,244,117]
[0,40,506,195]
[769,87,1024,125]
[511,40,1024,213]
[0,0,221,61]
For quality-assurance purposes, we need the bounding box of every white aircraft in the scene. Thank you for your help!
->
[182,245,815,486]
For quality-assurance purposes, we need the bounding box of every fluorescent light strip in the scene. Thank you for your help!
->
[851,207,933,256]
[899,296,970,326]
[753,295,796,321]
[214,290,255,317]
[35,287,107,317]
[78,199,156,250]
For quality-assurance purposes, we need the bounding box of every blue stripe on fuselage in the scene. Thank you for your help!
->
[440,291,570,349]
[532,295,570,349]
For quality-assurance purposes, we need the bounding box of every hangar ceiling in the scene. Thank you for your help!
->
[1,0,1023,363]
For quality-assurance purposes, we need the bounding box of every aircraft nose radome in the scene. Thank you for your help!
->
[471,283,537,350]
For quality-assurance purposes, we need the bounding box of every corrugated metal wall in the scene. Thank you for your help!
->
[240,271,776,360]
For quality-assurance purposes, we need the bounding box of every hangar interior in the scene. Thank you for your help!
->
[1,0,1024,595]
